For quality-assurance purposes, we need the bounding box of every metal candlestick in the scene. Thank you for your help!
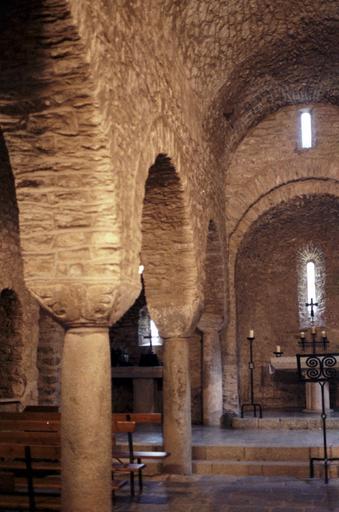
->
[298,333,329,354]
[241,336,263,418]
[296,352,339,483]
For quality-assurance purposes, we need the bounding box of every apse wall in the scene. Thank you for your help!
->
[236,195,339,410]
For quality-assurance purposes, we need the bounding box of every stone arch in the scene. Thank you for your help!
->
[224,180,339,413]
[141,152,202,336]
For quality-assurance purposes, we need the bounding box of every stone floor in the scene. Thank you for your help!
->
[114,411,339,510]
[114,474,339,511]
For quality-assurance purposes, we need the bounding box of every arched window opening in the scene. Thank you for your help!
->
[300,111,313,149]
[138,306,162,347]
[297,245,325,328]
[306,261,316,317]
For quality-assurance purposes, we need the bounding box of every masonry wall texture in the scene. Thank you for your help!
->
[0,136,39,406]
[37,309,64,405]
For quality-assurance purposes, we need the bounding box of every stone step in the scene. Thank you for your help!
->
[192,459,339,479]
[232,416,339,430]
[192,445,338,461]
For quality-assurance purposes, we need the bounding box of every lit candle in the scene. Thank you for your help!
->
[311,326,316,334]
[276,345,281,353]
[321,330,326,338]
[249,329,254,338]
[300,331,305,339]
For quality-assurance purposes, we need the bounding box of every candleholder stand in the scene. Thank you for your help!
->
[273,351,284,358]
[241,336,263,418]
[296,352,339,484]
[298,334,329,354]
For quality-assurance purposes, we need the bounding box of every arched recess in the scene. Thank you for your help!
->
[0,289,23,398]
[141,153,202,335]
[235,193,339,410]
[0,131,39,406]
[198,220,227,425]
[224,179,339,414]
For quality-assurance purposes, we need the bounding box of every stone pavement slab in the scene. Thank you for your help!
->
[114,475,339,512]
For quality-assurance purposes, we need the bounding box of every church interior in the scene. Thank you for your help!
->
[1,1,339,510]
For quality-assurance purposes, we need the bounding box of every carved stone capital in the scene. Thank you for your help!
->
[149,297,203,338]
[197,313,225,333]
[27,278,141,328]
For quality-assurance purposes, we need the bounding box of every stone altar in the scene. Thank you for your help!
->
[269,356,331,412]
[111,366,163,412]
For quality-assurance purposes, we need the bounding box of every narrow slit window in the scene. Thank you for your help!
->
[300,111,312,149]
[306,261,316,314]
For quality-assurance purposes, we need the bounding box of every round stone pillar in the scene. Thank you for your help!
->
[61,327,112,512]
[202,329,223,426]
[163,336,192,475]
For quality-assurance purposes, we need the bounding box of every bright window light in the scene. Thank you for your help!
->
[300,111,312,149]
[307,261,316,312]
[150,320,159,340]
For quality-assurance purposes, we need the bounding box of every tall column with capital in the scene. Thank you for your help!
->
[150,303,202,475]
[61,326,112,512]
[163,335,192,474]
[29,280,139,512]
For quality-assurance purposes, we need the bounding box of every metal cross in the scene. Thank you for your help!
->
[305,297,318,318]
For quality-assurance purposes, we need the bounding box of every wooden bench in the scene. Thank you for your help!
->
[0,418,127,509]
[0,431,61,511]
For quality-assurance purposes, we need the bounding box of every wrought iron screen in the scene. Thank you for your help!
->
[296,353,339,382]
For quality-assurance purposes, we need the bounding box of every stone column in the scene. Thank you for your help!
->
[61,326,112,512]
[163,336,192,475]
[201,328,223,426]
[305,381,331,412]
[198,315,224,426]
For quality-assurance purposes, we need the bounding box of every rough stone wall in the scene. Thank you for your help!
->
[0,135,39,406]
[226,104,339,237]
[236,195,339,409]
[37,309,64,405]
[67,0,225,314]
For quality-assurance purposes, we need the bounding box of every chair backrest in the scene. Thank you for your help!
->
[112,420,136,461]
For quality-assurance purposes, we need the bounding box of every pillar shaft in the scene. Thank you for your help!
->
[202,329,223,426]
[61,327,112,512]
[163,336,192,474]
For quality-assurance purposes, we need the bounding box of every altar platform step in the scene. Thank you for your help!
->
[117,422,339,480]
[192,444,339,478]
[232,409,339,430]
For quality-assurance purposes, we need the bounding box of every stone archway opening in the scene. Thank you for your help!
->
[235,193,339,412]
[141,153,196,315]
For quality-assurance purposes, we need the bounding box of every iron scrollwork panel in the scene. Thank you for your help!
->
[296,353,339,382]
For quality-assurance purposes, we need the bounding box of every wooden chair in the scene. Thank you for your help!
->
[112,420,145,496]
[112,413,169,470]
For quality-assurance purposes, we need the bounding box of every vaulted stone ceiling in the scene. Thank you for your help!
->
[165,0,339,159]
